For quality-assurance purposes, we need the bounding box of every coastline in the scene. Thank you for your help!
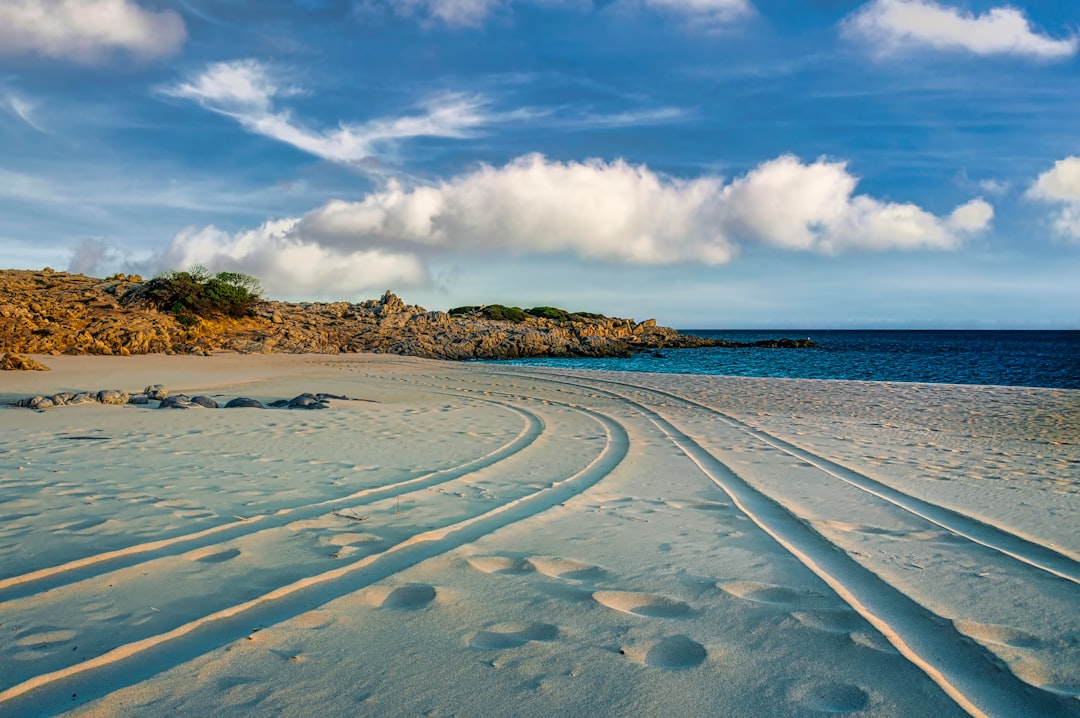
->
[1,354,1077,716]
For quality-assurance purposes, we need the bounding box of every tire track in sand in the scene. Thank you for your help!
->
[490,370,1077,718]
[0,400,543,601]
[521,370,1080,585]
[0,403,628,715]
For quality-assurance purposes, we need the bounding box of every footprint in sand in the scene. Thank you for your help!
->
[321,532,383,558]
[469,623,559,650]
[291,610,336,630]
[953,620,1044,649]
[850,631,898,654]
[821,520,907,537]
[667,500,731,513]
[529,556,608,582]
[56,517,110,533]
[622,635,707,669]
[791,610,866,635]
[380,584,437,610]
[717,581,823,608]
[465,555,536,575]
[15,628,78,649]
[592,590,692,618]
[189,547,241,563]
[789,682,870,713]
[467,554,609,582]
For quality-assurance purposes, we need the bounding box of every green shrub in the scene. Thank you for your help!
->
[132,266,262,320]
[482,305,527,323]
[447,304,528,323]
[526,306,569,320]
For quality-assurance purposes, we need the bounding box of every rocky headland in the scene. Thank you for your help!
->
[0,268,814,363]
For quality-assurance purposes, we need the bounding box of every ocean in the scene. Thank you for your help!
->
[504,330,1080,390]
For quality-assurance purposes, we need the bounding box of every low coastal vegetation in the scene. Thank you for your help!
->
[124,265,262,323]
[448,304,607,323]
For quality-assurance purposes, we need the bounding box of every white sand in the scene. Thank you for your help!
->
[0,354,1077,717]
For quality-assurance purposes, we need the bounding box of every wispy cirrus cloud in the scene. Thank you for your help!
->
[843,0,1077,60]
[1,91,47,133]
[641,0,751,26]
[164,59,686,165]
[163,59,497,165]
[355,0,752,28]
[568,106,692,128]
[1027,157,1080,243]
[353,0,504,28]
[0,0,186,63]
[154,153,993,297]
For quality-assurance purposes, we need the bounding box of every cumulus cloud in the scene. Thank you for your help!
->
[1027,156,1080,241]
[843,0,1077,60]
[163,59,496,165]
[153,153,992,294]
[978,178,1010,196]
[717,155,991,252]
[156,220,429,297]
[0,0,186,63]
[68,239,125,276]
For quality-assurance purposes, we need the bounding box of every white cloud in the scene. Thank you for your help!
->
[157,221,429,297]
[68,239,124,276]
[977,178,1010,196]
[1,91,46,133]
[1027,157,1080,242]
[947,198,994,233]
[299,154,736,263]
[0,0,186,63]
[155,154,991,294]
[843,0,1077,60]
[405,0,502,27]
[164,60,494,165]
[1028,157,1080,203]
[720,155,991,252]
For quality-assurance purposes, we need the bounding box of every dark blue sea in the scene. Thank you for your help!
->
[504,330,1080,390]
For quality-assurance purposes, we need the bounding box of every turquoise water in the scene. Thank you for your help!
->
[503,330,1080,389]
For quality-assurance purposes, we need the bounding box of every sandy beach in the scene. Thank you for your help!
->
[1,354,1077,717]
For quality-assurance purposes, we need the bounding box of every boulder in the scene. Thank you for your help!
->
[1,353,50,371]
[96,389,130,405]
[225,397,264,409]
[287,394,329,409]
[158,395,193,409]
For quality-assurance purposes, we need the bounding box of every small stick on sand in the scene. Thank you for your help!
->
[331,506,369,522]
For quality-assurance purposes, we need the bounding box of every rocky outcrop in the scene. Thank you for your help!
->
[1,353,50,371]
[0,269,815,360]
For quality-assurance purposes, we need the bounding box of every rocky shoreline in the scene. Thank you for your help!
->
[0,268,814,362]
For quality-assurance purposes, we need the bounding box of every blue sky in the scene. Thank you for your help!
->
[1,0,1078,328]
